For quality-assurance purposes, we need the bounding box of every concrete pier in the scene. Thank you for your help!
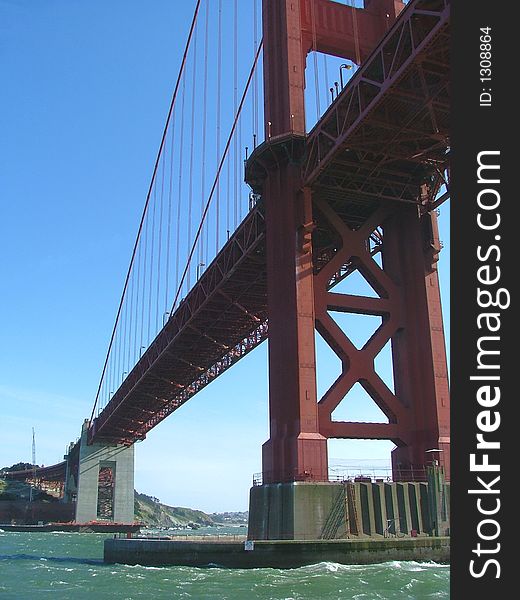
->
[248,474,450,540]
[248,482,343,540]
[104,536,450,568]
[74,421,134,523]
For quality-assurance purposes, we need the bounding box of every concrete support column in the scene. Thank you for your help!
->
[248,482,347,540]
[63,442,77,504]
[372,483,386,535]
[396,483,411,535]
[385,483,399,535]
[359,483,376,536]
[75,421,135,524]
[417,482,430,534]
[426,464,450,536]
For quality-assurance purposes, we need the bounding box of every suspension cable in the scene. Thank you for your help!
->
[311,0,321,121]
[216,0,222,253]
[170,38,264,316]
[140,211,148,357]
[175,74,187,310]
[233,0,238,229]
[165,105,176,313]
[200,0,210,272]
[156,152,165,331]
[323,53,329,103]
[253,0,259,142]
[351,0,361,66]
[187,23,199,293]
[147,186,156,343]
[89,0,202,424]
[133,240,142,366]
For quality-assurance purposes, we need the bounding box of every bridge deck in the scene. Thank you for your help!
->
[90,206,267,444]
[2,462,67,482]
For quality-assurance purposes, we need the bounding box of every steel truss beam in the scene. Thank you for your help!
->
[314,199,409,443]
[304,0,450,214]
[90,206,268,444]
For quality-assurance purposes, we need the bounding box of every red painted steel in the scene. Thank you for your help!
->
[260,150,328,483]
[247,0,450,482]
[89,0,450,483]
[300,0,404,62]
[3,462,67,482]
[90,205,268,444]
[258,0,406,483]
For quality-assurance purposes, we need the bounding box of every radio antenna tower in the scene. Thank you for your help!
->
[29,427,36,503]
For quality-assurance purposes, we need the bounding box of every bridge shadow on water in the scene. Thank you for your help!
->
[0,553,104,566]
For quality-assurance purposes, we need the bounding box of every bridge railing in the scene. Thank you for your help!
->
[252,466,430,486]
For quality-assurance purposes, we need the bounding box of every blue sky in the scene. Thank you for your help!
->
[0,0,449,513]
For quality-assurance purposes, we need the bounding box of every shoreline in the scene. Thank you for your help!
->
[0,522,141,533]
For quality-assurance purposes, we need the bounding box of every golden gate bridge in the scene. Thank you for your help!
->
[7,0,450,539]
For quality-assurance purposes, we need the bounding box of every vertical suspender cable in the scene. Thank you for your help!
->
[175,78,186,310]
[121,280,129,378]
[147,187,156,343]
[236,0,244,222]
[170,39,263,316]
[175,75,186,309]
[140,213,148,353]
[165,107,176,314]
[226,87,231,240]
[253,0,259,141]
[89,0,202,423]
[216,0,222,253]
[351,0,361,66]
[134,242,142,364]
[323,53,329,104]
[226,139,230,239]
[238,125,242,220]
[187,26,198,293]
[233,0,238,229]
[115,303,123,392]
[126,263,134,373]
[156,150,166,331]
[200,0,209,271]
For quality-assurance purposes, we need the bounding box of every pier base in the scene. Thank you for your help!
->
[248,482,345,540]
[75,421,135,523]
[247,479,450,540]
[104,536,450,568]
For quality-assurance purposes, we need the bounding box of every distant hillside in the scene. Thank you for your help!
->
[0,478,58,503]
[0,462,37,474]
[1,471,247,528]
[133,494,248,528]
[134,492,215,528]
[210,511,248,525]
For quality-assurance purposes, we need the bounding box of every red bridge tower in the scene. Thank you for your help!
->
[247,0,450,538]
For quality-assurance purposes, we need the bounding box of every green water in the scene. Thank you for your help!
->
[0,528,449,599]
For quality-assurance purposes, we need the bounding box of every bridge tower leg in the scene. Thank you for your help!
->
[63,441,78,503]
[248,0,449,540]
[75,420,135,524]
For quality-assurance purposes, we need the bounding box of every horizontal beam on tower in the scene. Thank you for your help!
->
[303,0,450,212]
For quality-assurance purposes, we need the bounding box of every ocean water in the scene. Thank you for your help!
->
[0,527,449,599]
